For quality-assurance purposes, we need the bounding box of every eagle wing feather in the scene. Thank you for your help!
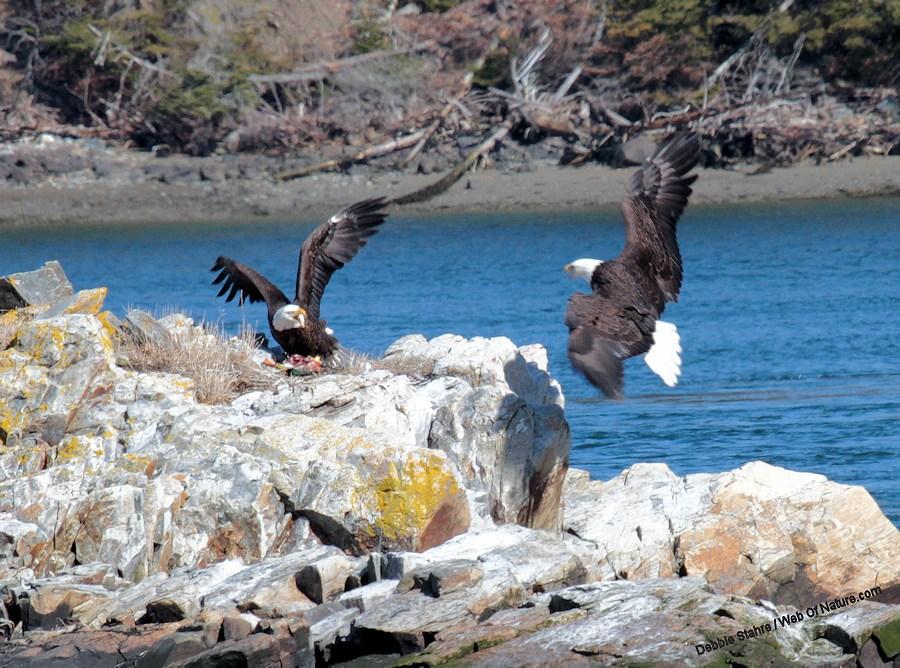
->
[210,256,289,317]
[295,197,388,320]
[619,131,700,303]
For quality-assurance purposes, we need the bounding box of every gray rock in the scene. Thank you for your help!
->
[337,579,398,613]
[121,308,173,345]
[382,334,569,530]
[403,578,877,667]
[0,261,73,312]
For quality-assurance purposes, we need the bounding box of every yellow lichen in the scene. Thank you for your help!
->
[374,451,460,541]
[96,311,119,341]
[22,322,67,366]
[55,436,86,462]
[63,288,107,315]
[172,378,194,393]
[119,453,154,474]
[0,398,27,436]
[0,310,20,331]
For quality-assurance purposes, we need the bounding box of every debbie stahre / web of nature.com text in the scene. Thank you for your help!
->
[695,586,883,656]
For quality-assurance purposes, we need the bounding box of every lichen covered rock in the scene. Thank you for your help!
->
[1,262,897,667]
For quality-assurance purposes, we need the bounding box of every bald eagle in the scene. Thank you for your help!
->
[563,132,700,398]
[211,197,388,359]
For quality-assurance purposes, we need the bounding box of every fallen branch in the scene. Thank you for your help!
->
[392,121,512,206]
[827,139,859,161]
[250,41,438,85]
[277,128,430,180]
[401,82,472,168]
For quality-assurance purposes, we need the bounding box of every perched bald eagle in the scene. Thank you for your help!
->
[563,132,700,398]
[211,197,388,359]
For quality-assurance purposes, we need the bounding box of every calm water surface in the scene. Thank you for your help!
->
[2,197,899,524]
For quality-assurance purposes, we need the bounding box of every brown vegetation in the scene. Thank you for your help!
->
[0,0,897,171]
[115,322,274,405]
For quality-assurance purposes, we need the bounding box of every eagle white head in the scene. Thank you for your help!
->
[564,258,603,284]
[273,304,307,331]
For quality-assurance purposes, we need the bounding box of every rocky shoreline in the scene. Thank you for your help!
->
[0,134,898,227]
[0,262,899,667]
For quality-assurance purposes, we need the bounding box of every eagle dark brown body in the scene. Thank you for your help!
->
[563,132,700,398]
[211,197,388,359]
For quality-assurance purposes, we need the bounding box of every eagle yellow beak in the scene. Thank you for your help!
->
[295,307,307,328]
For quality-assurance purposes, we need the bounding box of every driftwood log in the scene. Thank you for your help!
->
[392,122,512,206]
[276,129,432,181]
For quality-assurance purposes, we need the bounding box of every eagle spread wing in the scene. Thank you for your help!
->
[619,131,700,302]
[295,197,388,320]
[210,256,289,315]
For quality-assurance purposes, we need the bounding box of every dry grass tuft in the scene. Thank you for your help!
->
[116,322,276,404]
[373,353,436,379]
[329,348,375,375]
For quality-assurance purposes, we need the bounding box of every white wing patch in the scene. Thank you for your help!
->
[644,320,682,387]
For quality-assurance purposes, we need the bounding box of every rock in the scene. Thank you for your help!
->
[168,633,283,668]
[873,618,900,659]
[201,547,356,616]
[563,464,707,580]
[305,600,360,661]
[397,559,484,597]
[679,462,900,605]
[340,526,595,656]
[0,622,185,667]
[39,288,108,318]
[122,308,174,344]
[401,578,879,667]
[18,581,115,630]
[2,262,897,667]
[0,261,73,312]
[76,560,246,627]
[337,579,398,613]
[382,334,568,530]
[818,603,900,656]
[221,614,254,641]
[199,163,227,182]
[620,132,659,165]
[563,462,900,603]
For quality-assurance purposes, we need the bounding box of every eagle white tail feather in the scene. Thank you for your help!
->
[644,321,682,387]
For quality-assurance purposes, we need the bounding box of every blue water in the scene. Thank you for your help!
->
[2,198,899,525]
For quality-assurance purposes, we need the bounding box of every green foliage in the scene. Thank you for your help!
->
[414,0,462,12]
[352,18,389,55]
[471,45,515,90]
[599,0,899,88]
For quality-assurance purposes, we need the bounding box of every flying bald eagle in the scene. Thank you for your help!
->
[211,197,388,359]
[563,132,700,398]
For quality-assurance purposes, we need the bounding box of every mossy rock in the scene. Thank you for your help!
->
[712,636,802,668]
[873,617,900,659]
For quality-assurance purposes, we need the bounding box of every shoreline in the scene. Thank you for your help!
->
[1,156,898,227]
